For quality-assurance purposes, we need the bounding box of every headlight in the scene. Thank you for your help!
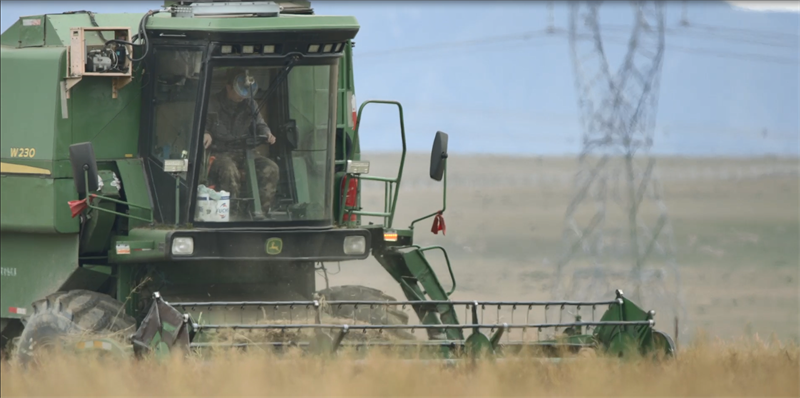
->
[343,236,366,255]
[172,237,194,256]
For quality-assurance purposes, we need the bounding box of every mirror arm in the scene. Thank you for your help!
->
[409,159,447,230]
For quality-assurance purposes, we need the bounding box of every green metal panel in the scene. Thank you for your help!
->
[0,46,66,164]
[594,295,655,357]
[18,16,45,47]
[69,76,142,160]
[43,17,61,48]
[3,14,143,48]
[109,229,169,264]
[43,14,144,47]
[58,266,113,293]
[1,20,22,47]
[0,233,79,319]
[54,178,81,233]
[401,249,462,340]
[115,159,154,230]
[0,175,79,234]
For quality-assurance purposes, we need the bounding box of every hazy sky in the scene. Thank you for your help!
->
[1,1,798,156]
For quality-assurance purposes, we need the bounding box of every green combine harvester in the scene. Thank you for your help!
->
[0,0,675,364]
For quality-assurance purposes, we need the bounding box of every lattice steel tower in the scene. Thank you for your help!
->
[552,1,684,335]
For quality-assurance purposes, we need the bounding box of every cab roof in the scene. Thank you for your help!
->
[1,8,359,48]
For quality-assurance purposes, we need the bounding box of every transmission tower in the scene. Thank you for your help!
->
[552,1,685,337]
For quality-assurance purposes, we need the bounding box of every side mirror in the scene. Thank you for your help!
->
[69,142,99,194]
[429,131,448,181]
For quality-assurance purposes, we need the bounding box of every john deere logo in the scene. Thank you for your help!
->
[266,238,283,255]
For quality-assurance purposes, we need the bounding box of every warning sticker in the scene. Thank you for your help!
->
[22,19,41,26]
[116,243,131,255]
[9,307,27,315]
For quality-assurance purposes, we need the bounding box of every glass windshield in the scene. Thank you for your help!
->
[195,63,338,223]
[150,47,204,162]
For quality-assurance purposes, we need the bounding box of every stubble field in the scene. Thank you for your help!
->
[2,339,798,396]
[2,153,798,397]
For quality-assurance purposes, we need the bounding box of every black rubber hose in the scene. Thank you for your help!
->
[129,10,161,63]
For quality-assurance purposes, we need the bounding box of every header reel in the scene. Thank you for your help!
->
[130,289,676,362]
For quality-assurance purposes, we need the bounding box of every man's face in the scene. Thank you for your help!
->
[225,84,246,103]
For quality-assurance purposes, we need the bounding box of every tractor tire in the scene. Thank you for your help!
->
[15,290,136,366]
[315,285,414,339]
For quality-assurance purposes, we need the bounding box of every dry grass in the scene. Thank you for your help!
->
[2,335,798,397]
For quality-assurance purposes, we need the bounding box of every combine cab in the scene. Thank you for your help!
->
[0,1,675,363]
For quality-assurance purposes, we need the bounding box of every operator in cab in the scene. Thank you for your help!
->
[203,67,280,217]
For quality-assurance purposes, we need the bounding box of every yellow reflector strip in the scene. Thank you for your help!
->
[384,232,398,242]
[0,162,51,175]
[124,154,133,158]
[76,342,86,349]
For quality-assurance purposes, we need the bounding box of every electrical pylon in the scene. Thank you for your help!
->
[553,1,685,338]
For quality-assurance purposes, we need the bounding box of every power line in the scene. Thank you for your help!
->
[354,37,561,65]
[669,32,797,50]
[356,29,798,66]
[585,33,799,65]
[355,28,563,59]
[682,22,800,42]
[600,24,798,49]
[395,104,799,140]
[356,21,797,57]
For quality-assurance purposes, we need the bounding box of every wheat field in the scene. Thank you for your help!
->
[2,154,798,396]
[1,336,798,397]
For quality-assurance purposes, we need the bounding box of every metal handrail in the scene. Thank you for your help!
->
[416,245,456,296]
[340,100,407,228]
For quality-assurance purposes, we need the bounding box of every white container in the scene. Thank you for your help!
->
[195,192,211,221]
[214,190,230,222]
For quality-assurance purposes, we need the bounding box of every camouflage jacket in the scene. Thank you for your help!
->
[205,89,271,148]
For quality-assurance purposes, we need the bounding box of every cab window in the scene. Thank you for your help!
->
[149,47,204,162]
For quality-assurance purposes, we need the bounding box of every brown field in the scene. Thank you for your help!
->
[335,153,800,343]
[2,154,799,397]
[1,338,798,397]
